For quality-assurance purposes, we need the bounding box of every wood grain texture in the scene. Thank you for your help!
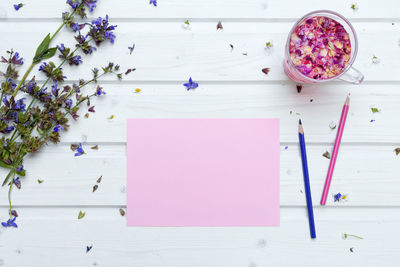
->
[0,22,398,82]
[0,207,399,267]
[0,0,399,266]
[39,83,400,143]
[0,143,399,207]
[1,0,399,20]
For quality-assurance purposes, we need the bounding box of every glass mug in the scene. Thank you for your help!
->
[283,10,364,84]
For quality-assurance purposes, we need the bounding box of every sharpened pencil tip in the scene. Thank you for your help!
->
[299,119,302,125]
[345,94,350,105]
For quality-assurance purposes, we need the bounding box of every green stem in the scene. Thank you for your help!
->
[10,7,79,98]
[50,22,66,43]
[12,63,34,97]
[8,170,15,218]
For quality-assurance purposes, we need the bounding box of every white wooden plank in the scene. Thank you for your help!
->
[0,143,399,206]
[1,0,399,20]
[6,83,399,143]
[0,207,399,267]
[0,22,398,82]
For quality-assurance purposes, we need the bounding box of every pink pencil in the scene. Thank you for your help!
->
[321,95,350,205]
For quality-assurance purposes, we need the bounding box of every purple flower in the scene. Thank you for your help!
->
[13,177,21,189]
[2,95,8,106]
[149,0,157,6]
[95,86,106,96]
[69,55,82,65]
[11,52,23,65]
[183,77,199,90]
[3,125,14,133]
[13,3,23,11]
[17,165,23,172]
[38,62,47,72]
[15,97,26,111]
[1,217,17,228]
[10,210,18,217]
[334,193,342,202]
[67,0,81,9]
[74,143,85,156]
[53,124,64,133]
[84,0,97,12]
[73,83,80,93]
[88,15,117,45]
[105,31,116,44]
[8,78,17,89]
[57,43,66,53]
[70,23,84,32]
[65,98,73,108]
[52,82,59,96]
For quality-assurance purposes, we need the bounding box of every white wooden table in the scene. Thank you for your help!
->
[1,0,400,266]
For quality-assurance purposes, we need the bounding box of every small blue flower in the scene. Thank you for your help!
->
[85,0,97,12]
[67,0,80,9]
[13,177,21,189]
[52,82,59,96]
[70,55,82,65]
[53,124,64,133]
[2,95,8,105]
[7,78,17,89]
[65,98,73,108]
[183,77,199,90]
[95,86,106,96]
[57,43,66,53]
[15,97,26,111]
[71,23,84,32]
[105,31,116,44]
[27,82,35,93]
[4,125,15,133]
[11,52,23,65]
[334,193,342,202]
[149,0,157,6]
[1,217,17,228]
[13,3,23,11]
[74,143,85,156]
[17,165,23,172]
[38,62,47,72]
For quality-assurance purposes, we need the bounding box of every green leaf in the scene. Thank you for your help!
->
[78,210,86,219]
[33,33,51,62]
[38,179,44,184]
[16,169,26,177]
[371,107,379,113]
[0,161,12,169]
[2,169,15,187]
[40,47,57,61]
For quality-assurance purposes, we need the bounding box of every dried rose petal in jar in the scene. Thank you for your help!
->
[288,16,351,80]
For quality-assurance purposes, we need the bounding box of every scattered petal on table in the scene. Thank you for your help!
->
[262,68,270,75]
[78,211,86,220]
[119,208,126,216]
[323,151,331,159]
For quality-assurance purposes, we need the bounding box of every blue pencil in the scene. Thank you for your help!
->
[298,119,316,239]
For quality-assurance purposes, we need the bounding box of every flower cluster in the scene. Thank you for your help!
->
[88,15,117,45]
[1,0,134,228]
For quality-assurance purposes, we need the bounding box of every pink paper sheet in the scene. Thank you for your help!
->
[127,119,280,226]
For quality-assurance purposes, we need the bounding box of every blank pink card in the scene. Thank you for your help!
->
[127,118,280,226]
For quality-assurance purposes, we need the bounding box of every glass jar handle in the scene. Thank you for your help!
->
[338,66,364,84]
